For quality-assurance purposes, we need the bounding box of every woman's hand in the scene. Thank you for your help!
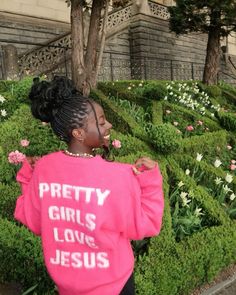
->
[26,156,41,168]
[132,157,157,175]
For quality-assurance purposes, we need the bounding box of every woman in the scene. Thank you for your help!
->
[14,76,164,295]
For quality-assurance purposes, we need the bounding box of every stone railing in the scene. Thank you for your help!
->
[18,4,133,77]
[148,1,170,20]
[18,32,72,77]
[17,1,169,77]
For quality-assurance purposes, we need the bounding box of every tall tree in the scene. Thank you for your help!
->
[168,0,236,85]
[67,0,127,96]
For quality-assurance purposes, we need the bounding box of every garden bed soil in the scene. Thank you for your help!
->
[191,263,236,295]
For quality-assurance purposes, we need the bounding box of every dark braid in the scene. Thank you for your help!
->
[29,76,112,160]
[51,98,90,143]
[29,76,92,143]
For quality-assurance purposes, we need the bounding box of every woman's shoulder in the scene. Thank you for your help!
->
[34,151,62,167]
[102,159,134,175]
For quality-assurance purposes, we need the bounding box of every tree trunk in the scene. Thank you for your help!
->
[82,0,104,96]
[95,0,109,83]
[71,0,86,92]
[203,9,221,85]
[70,0,109,97]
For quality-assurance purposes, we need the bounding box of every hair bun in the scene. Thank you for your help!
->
[29,76,78,122]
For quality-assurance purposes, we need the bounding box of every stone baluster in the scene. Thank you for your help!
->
[132,0,151,15]
[1,45,19,80]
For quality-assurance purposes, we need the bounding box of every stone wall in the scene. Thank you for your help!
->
[0,0,70,23]
[0,12,70,55]
[97,13,207,82]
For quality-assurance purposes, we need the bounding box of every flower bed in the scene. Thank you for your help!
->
[0,78,236,294]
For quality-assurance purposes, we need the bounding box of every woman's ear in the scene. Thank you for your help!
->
[71,128,85,142]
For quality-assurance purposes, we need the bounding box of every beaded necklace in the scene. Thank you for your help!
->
[64,149,94,158]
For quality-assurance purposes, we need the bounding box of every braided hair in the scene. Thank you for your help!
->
[29,76,102,145]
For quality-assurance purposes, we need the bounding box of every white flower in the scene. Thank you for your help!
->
[214,159,222,168]
[223,185,232,194]
[194,207,204,217]
[214,177,223,185]
[0,95,5,103]
[127,86,131,90]
[0,109,7,117]
[196,153,203,162]
[185,169,190,175]
[178,181,184,188]
[180,192,188,198]
[230,193,236,201]
[180,192,191,207]
[225,173,233,183]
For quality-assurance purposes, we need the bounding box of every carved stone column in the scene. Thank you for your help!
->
[132,0,151,15]
[1,45,19,80]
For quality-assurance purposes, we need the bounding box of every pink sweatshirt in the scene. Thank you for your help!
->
[14,151,164,295]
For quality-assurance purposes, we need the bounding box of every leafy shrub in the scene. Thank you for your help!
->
[204,85,222,98]
[0,92,21,123]
[12,76,34,103]
[0,218,54,293]
[0,147,18,183]
[140,82,167,101]
[217,111,236,131]
[0,182,20,221]
[0,80,17,93]
[145,123,181,154]
[0,104,66,156]
[151,100,163,125]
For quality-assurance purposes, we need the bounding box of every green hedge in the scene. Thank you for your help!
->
[1,79,236,295]
[0,182,21,221]
[151,100,163,125]
[0,218,54,294]
[217,111,236,131]
[180,130,229,156]
[0,104,65,155]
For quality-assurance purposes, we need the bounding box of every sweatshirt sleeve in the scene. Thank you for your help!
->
[124,164,164,240]
[14,160,41,236]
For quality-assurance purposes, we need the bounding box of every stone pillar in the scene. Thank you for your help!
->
[132,0,151,15]
[1,44,19,80]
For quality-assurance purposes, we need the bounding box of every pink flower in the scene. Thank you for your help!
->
[231,160,236,164]
[20,139,30,147]
[8,150,26,165]
[197,120,203,126]
[112,139,121,149]
[227,145,232,150]
[230,164,236,171]
[186,125,194,131]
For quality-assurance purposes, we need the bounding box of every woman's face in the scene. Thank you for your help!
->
[83,102,112,150]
